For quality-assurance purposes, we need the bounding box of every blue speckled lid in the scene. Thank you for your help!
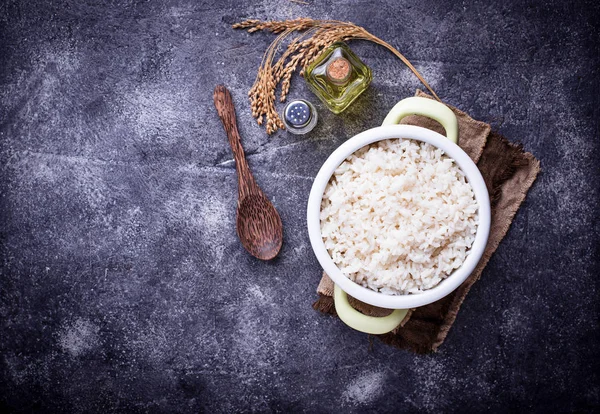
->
[284,100,312,128]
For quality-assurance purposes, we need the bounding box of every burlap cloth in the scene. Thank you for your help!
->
[313,90,541,353]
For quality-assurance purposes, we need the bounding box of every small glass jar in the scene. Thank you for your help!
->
[281,99,318,135]
[304,42,372,114]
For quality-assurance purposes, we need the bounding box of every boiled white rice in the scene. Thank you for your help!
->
[320,138,479,295]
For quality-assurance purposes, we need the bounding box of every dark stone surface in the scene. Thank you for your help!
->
[1,0,599,412]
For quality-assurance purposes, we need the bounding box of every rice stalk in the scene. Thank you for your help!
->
[233,18,440,135]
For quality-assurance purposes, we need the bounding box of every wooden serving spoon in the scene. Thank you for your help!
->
[213,85,283,260]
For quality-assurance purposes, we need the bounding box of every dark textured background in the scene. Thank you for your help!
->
[1,0,599,412]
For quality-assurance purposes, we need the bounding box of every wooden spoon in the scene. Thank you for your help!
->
[213,85,283,260]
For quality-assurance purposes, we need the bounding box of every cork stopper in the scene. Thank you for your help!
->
[326,57,351,85]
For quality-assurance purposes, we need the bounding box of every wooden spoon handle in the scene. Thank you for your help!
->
[213,85,257,199]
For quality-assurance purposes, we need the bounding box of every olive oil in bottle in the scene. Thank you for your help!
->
[304,42,372,114]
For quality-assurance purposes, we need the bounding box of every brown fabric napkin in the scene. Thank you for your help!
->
[313,90,541,353]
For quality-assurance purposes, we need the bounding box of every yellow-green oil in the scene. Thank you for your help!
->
[304,42,372,114]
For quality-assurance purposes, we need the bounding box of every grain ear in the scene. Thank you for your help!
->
[233,18,441,134]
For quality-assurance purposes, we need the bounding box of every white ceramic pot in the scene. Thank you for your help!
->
[307,97,491,334]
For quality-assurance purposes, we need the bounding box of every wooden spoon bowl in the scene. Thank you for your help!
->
[236,194,282,260]
[213,85,283,260]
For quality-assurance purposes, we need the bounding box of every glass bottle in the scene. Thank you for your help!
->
[304,42,372,114]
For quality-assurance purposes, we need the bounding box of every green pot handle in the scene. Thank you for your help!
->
[334,285,408,335]
[381,96,458,143]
